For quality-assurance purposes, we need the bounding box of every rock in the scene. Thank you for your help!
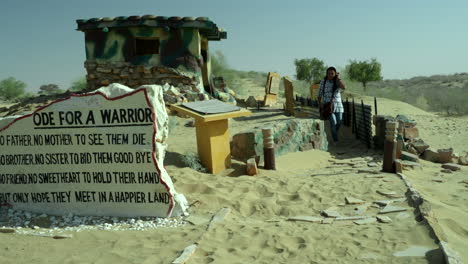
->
[354,217,377,225]
[167,86,181,97]
[423,148,439,163]
[367,162,378,167]
[459,155,468,166]
[413,139,430,154]
[401,151,419,162]
[376,215,392,223]
[96,67,112,73]
[322,207,341,218]
[438,148,453,163]
[379,205,407,214]
[358,168,380,174]
[287,216,322,223]
[404,127,419,139]
[230,119,327,161]
[335,216,369,221]
[407,146,419,155]
[53,234,73,239]
[345,197,365,205]
[441,169,452,174]
[400,160,421,170]
[0,228,15,233]
[245,96,257,107]
[246,158,258,176]
[442,163,461,171]
[376,190,404,198]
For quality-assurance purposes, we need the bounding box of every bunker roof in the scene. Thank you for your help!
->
[76,15,227,41]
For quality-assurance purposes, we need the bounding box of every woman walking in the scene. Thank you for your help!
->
[318,67,346,144]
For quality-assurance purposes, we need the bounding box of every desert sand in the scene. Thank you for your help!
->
[0,88,466,263]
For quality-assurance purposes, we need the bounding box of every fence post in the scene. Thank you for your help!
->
[383,121,397,173]
[374,97,378,115]
[262,128,276,170]
[351,98,357,138]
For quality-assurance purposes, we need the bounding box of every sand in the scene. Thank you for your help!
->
[0,91,466,263]
[404,160,468,261]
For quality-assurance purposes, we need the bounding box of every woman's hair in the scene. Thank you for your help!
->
[322,66,338,92]
[326,67,337,74]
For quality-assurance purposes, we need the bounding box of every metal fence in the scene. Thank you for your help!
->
[343,98,373,148]
[294,96,373,148]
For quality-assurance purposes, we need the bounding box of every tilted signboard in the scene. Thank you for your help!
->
[0,85,183,217]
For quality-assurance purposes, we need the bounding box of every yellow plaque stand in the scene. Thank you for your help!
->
[170,105,251,174]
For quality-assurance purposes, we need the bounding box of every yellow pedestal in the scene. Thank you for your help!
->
[170,105,251,174]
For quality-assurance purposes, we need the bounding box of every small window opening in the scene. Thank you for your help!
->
[135,38,160,55]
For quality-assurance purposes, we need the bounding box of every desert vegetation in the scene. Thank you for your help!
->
[211,51,468,116]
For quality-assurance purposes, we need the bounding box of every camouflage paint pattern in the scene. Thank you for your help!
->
[77,16,226,74]
[84,27,202,72]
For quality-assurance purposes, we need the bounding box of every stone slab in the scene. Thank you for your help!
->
[345,197,365,205]
[287,216,322,223]
[354,217,377,225]
[401,151,419,162]
[322,207,341,218]
[379,205,407,214]
[376,215,392,223]
[442,163,461,171]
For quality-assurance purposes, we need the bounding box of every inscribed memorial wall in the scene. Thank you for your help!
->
[0,84,186,217]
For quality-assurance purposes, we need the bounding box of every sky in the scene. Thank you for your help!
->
[1,0,467,93]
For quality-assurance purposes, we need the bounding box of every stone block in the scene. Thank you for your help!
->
[246,158,258,176]
[407,145,418,155]
[438,148,453,163]
[441,163,461,171]
[404,127,419,139]
[412,139,430,154]
[100,79,110,86]
[96,67,112,73]
[395,159,403,173]
[423,148,439,162]
[376,215,392,223]
[401,151,419,162]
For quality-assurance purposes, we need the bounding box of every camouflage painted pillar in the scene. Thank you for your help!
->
[262,128,276,170]
[383,121,397,173]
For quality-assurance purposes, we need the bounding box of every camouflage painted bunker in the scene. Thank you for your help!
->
[76,16,227,95]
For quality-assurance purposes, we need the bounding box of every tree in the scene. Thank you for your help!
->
[39,83,63,95]
[210,50,229,76]
[69,77,87,92]
[0,77,26,100]
[294,58,327,84]
[346,58,383,91]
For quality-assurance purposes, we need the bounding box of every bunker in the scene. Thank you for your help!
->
[76,15,227,95]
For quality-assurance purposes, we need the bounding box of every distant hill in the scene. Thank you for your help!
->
[357,73,468,115]
[218,68,468,115]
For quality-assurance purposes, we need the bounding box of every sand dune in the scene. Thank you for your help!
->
[0,92,466,263]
